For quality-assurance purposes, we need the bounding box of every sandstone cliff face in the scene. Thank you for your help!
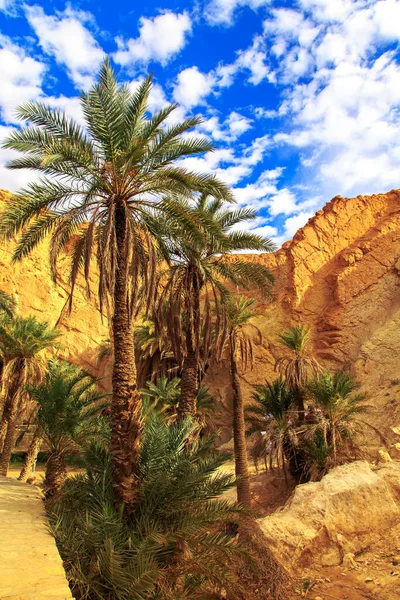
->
[1,187,399,451]
[0,189,109,379]
[206,189,400,450]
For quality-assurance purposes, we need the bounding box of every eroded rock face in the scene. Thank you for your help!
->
[205,189,400,449]
[258,461,400,571]
[0,189,109,379]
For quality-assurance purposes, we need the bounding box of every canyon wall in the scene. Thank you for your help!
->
[206,189,400,450]
[1,187,400,451]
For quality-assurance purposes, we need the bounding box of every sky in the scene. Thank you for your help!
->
[0,0,400,246]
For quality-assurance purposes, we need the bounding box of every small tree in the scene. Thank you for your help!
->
[141,376,216,432]
[31,358,108,497]
[0,316,59,475]
[276,325,321,421]
[305,370,369,473]
[246,377,295,478]
[48,415,249,600]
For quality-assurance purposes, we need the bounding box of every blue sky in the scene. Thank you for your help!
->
[1,0,400,245]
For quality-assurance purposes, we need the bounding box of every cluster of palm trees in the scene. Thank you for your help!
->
[0,59,275,512]
[246,325,370,481]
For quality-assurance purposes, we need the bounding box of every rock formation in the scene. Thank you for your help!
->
[206,189,400,451]
[258,461,400,571]
[0,187,400,451]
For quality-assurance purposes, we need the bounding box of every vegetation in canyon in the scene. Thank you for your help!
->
[0,60,383,599]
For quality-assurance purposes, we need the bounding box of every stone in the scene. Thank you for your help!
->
[258,462,400,572]
[378,449,393,463]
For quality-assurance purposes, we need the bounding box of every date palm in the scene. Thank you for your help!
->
[30,358,108,497]
[0,315,59,475]
[306,370,368,468]
[246,377,295,477]
[156,193,275,418]
[0,60,231,511]
[0,291,16,318]
[276,325,321,421]
[225,295,264,508]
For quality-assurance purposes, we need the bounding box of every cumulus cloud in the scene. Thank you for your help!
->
[205,0,271,26]
[0,35,45,123]
[259,0,400,203]
[173,66,215,109]
[114,12,191,67]
[25,5,104,89]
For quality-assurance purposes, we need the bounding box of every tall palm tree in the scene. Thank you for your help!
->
[0,316,59,475]
[30,358,108,497]
[0,60,231,511]
[225,295,263,508]
[275,325,321,421]
[156,193,275,418]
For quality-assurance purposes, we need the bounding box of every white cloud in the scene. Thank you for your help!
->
[235,35,272,85]
[260,0,400,202]
[205,0,271,26]
[114,11,191,67]
[283,211,314,238]
[0,35,45,124]
[0,125,41,191]
[198,111,252,142]
[25,5,104,89]
[173,66,215,109]
[0,0,14,12]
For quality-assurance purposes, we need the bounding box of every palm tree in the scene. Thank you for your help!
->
[30,358,108,497]
[48,415,246,600]
[18,427,43,482]
[0,60,232,511]
[306,370,368,468]
[0,291,16,318]
[0,316,59,475]
[246,377,295,477]
[156,193,275,418]
[275,325,321,421]
[225,295,264,508]
[141,376,216,431]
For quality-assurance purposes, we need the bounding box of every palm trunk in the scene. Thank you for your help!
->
[230,334,251,508]
[0,360,24,476]
[18,428,43,482]
[111,203,142,513]
[44,451,66,497]
[0,361,23,455]
[178,269,201,418]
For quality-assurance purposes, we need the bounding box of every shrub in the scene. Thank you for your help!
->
[49,416,251,600]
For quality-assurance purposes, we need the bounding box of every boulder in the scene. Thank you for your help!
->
[258,461,400,571]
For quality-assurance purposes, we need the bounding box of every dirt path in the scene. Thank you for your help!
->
[0,476,73,599]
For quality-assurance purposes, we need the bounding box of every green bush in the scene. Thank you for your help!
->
[48,416,250,600]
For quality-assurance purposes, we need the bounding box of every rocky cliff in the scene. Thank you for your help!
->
[205,189,400,451]
[1,187,400,452]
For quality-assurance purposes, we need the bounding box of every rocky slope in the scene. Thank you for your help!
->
[1,187,400,452]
